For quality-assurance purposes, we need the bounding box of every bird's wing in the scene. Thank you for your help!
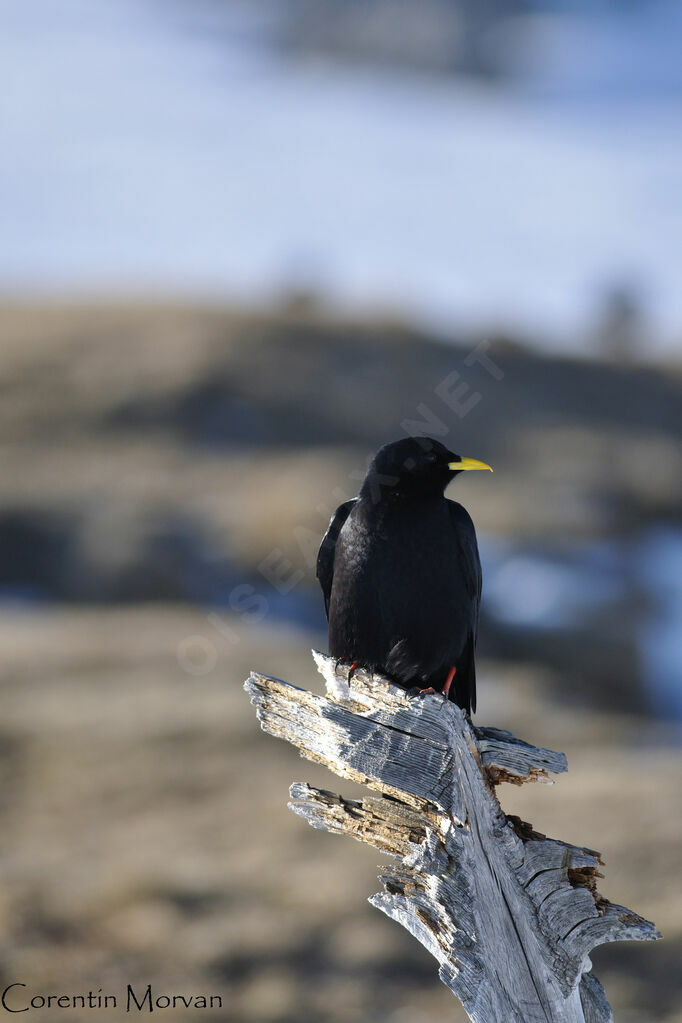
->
[316,500,357,620]
[448,501,482,714]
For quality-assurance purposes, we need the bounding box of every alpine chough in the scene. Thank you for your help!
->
[316,437,492,714]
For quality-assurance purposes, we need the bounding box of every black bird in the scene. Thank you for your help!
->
[316,437,492,714]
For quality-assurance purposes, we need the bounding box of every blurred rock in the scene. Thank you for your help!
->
[283,0,530,77]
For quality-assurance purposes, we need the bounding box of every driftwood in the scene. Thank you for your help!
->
[244,653,660,1023]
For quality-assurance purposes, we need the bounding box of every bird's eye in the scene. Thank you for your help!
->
[425,452,438,463]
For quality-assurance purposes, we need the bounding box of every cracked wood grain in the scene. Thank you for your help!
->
[245,653,660,1023]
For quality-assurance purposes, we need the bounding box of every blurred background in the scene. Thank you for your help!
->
[0,1,681,1021]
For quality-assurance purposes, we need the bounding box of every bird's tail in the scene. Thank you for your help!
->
[454,637,476,716]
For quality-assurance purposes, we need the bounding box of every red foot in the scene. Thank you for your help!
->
[442,666,457,700]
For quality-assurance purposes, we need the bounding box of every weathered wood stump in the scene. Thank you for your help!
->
[244,652,660,1023]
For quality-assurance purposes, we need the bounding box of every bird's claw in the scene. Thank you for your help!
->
[407,686,438,700]
[334,658,359,682]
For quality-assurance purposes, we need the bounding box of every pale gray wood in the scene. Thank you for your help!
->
[245,652,660,1023]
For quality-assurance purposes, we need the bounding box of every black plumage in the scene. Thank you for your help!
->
[316,437,491,715]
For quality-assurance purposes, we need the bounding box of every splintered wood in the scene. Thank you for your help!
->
[244,653,659,1023]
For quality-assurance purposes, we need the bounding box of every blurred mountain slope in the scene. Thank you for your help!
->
[0,301,680,715]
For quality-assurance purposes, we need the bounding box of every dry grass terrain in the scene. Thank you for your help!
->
[0,609,680,1022]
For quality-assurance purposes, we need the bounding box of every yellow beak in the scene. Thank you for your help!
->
[448,458,493,472]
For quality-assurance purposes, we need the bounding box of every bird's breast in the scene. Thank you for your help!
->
[331,498,470,635]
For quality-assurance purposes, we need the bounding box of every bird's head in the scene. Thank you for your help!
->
[360,437,492,502]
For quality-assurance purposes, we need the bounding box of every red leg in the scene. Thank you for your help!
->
[442,666,456,700]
